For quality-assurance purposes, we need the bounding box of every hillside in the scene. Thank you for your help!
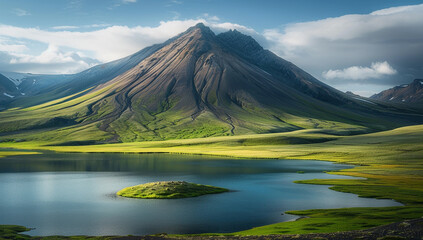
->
[0,73,21,110]
[371,79,423,104]
[0,72,73,105]
[0,24,422,144]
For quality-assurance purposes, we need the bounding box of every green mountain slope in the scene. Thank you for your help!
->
[1,24,422,144]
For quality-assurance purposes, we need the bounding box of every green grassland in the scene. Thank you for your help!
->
[0,124,423,237]
[0,225,32,240]
[0,99,369,145]
[117,181,229,199]
[232,206,423,235]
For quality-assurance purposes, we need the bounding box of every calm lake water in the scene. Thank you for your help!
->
[0,152,401,236]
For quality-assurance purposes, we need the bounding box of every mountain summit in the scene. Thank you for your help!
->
[371,79,423,104]
[1,24,422,143]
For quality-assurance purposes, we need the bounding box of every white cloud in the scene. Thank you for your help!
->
[1,45,99,74]
[210,22,257,35]
[0,21,189,62]
[208,16,220,22]
[202,13,220,22]
[51,24,111,30]
[0,19,254,63]
[166,0,182,7]
[323,61,397,80]
[85,24,110,28]
[0,37,28,53]
[51,25,80,30]
[0,18,259,74]
[371,5,416,15]
[12,45,78,64]
[263,3,423,88]
[0,43,27,53]
[108,0,137,9]
[0,19,255,74]
[12,8,30,17]
[266,4,423,49]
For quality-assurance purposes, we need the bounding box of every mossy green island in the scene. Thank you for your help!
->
[116,181,229,199]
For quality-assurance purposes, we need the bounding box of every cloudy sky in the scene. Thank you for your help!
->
[0,0,422,96]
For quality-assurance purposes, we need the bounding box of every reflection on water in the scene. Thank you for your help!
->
[0,152,401,236]
[0,152,351,174]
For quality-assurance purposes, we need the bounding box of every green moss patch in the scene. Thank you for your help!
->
[0,225,32,239]
[116,181,229,199]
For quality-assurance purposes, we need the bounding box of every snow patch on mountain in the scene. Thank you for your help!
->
[0,72,31,86]
[3,93,14,98]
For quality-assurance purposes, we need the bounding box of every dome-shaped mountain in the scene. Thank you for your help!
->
[0,23,422,143]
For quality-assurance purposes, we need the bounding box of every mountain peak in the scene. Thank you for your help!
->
[217,29,263,55]
[184,22,215,38]
[193,22,207,29]
[371,78,423,103]
[412,79,423,86]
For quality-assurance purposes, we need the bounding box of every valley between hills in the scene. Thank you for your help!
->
[1,24,423,239]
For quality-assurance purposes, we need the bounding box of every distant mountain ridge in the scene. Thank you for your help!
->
[0,72,71,97]
[371,79,423,104]
[0,73,20,109]
[0,42,166,109]
[0,23,422,144]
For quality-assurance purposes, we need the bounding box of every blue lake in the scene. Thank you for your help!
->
[0,152,401,236]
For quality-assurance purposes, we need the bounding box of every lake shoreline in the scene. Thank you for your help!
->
[0,154,400,236]
[2,217,423,239]
[0,125,422,235]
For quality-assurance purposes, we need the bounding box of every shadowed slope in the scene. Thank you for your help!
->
[0,74,20,109]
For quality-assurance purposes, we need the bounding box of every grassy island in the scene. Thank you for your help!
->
[116,181,229,199]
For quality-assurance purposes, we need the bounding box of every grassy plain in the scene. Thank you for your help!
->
[0,124,422,236]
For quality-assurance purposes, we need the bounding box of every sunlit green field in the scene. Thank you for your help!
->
[1,124,423,237]
[117,181,229,199]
